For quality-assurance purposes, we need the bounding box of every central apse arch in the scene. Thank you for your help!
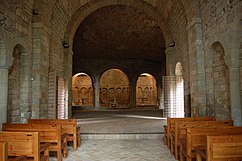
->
[100,69,130,108]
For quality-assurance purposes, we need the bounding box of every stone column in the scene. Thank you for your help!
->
[20,52,32,123]
[157,82,163,110]
[64,50,73,118]
[32,23,50,118]
[0,68,8,130]
[165,47,175,76]
[129,78,136,108]
[229,67,242,126]
[93,77,100,108]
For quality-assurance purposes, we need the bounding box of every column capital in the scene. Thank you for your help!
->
[228,66,240,70]
[186,17,202,31]
[0,54,13,69]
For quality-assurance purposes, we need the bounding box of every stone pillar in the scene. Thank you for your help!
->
[93,77,100,108]
[129,78,136,108]
[32,23,50,118]
[20,52,32,123]
[64,50,73,118]
[229,67,242,126]
[157,83,163,109]
[165,48,175,76]
[186,18,206,117]
[0,68,8,130]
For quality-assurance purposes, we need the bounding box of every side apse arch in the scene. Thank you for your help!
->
[99,68,130,108]
[136,73,157,107]
[72,72,94,107]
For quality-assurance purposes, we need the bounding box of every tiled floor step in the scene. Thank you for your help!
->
[81,133,163,140]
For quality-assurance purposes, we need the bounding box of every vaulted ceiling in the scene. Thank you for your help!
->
[73,5,165,63]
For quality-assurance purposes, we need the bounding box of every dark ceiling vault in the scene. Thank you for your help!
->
[73,5,166,64]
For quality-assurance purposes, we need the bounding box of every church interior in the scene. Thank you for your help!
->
[0,0,242,160]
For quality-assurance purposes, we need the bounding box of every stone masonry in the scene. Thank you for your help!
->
[0,0,242,130]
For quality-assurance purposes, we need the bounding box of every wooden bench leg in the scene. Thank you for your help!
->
[77,127,81,147]
[58,143,62,161]
[167,135,171,150]
[175,145,179,160]
[63,137,68,158]
[163,135,167,145]
[44,148,49,161]
[196,153,202,161]
[187,156,192,161]
[73,136,77,151]
[77,136,81,147]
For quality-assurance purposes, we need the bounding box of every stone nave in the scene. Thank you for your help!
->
[0,0,242,161]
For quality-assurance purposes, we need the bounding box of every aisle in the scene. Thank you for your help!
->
[50,109,177,161]
[49,139,176,161]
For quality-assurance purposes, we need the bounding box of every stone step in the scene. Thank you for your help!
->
[81,133,163,140]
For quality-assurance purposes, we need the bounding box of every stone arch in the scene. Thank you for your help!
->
[180,0,199,22]
[7,43,30,123]
[33,0,58,23]
[211,42,231,120]
[64,0,173,48]
[100,68,130,108]
[72,72,94,107]
[136,73,157,107]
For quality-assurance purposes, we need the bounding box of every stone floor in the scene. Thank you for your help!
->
[50,109,177,161]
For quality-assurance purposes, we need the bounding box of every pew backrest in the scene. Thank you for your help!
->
[0,132,40,161]
[27,119,80,150]
[2,123,62,143]
[207,134,242,161]
[175,120,233,142]
[186,127,242,159]
[173,120,233,160]
[167,116,215,148]
[28,119,77,136]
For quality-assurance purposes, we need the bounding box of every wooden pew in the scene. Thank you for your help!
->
[195,134,242,161]
[0,132,49,161]
[2,123,68,161]
[165,116,215,149]
[179,126,242,161]
[28,119,80,151]
[172,120,233,160]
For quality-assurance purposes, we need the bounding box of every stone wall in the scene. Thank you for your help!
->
[0,0,242,128]
[200,0,242,124]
